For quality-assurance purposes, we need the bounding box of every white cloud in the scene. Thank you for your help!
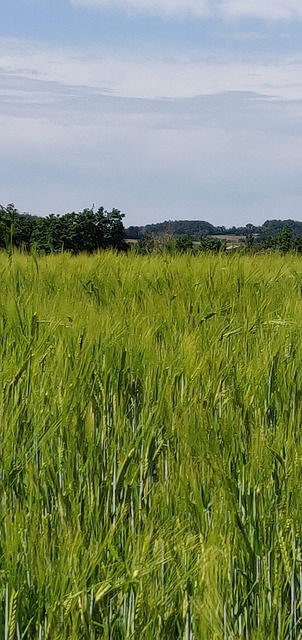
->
[220,0,302,20]
[2,37,302,101]
[71,0,302,21]
[1,37,302,225]
[71,0,211,18]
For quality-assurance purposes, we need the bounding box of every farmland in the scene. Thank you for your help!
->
[1,250,302,639]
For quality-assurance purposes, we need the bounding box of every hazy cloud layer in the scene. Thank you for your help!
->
[2,38,302,100]
[71,0,302,21]
[1,38,302,225]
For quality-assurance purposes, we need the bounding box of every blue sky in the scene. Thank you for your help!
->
[1,1,302,226]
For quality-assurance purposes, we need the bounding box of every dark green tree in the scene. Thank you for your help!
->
[137,234,155,254]
[199,235,226,253]
[175,235,194,253]
[276,226,294,253]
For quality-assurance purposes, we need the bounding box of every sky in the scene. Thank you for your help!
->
[1,1,302,226]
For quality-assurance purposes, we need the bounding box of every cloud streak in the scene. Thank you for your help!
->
[1,37,302,226]
[71,0,211,18]
[71,0,302,21]
[2,37,302,101]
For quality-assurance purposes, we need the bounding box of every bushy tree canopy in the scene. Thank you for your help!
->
[0,204,127,253]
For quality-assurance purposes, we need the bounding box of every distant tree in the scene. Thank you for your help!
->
[276,226,294,253]
[100,208,127,251]
[137,234,155,254]
[4,203,302,256]
[175,235,194,253]
[0,205,10,248]
[294,235,302,253]
[15,214,38,250]
[126,225,143,240]
[199,235,226,253]
[31,214,62,252]
[140,219,216,238]
[260,219,302,238]
[244,234,255,252]
[0,204,38,250]
[30,206,127,254]
[1,203,18,249]
[255,226,298,253]
[73,208,100,252]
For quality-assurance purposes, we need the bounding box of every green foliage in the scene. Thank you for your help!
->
[252,227,302,254]
[126,219,217,239]
[1,252,302,638]
[261,218,302,238]
[126,218,302,243]
[136,233,224,255]
[0,204,127,253]
[276,227,295,253]
[4,204,302,257]
[136,233,155,254]
[0,204,38,251]
[175,234,194,253]
[199,235,226,252]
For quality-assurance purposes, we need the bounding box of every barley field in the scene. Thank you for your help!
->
[1,250,302,639]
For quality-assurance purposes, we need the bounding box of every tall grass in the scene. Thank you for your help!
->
[1,250,302,638]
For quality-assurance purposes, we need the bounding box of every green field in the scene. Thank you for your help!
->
[1,251,302,639]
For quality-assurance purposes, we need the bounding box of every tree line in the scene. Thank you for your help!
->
[2,203,302,255]
[136,226,302,255]
[126,218,302,240]
[0,204,127,253]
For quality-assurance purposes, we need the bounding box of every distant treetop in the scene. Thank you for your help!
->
[2,204,302,254]
[0,204,127,253]
[125,218,302,240]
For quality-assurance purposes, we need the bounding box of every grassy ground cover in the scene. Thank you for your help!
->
[1,251,302,638]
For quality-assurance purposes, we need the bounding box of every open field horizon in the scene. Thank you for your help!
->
[1,251,302,638]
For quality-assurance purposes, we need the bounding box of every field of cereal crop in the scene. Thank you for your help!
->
[1,250,302,639]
